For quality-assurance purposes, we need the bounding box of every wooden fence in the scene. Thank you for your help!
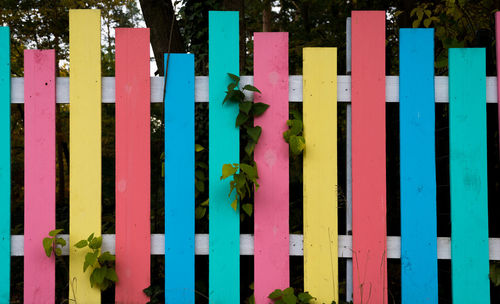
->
[0,8,499,304]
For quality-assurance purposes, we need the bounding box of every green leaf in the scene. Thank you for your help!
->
[195,206,206,220]
[195,144,205,152]
[242,203,253,216]
[235,112,249,127]
[91,267,107,285]
[251,102,270,116]
[240,163,258,179]
[55,237,66,247]
[282,293,297,304]
[230,199,238,211]
[49,229,63,237]
[297,292,313,303]
[106,267,118,282]
[239,101,252,114]
[89,236,102,250]
[227,73,239,82]
[223,89,235,104]
[201,199,209,206]
[55,247,62,256]
[287,119,303,137]
[242,84,261,93]
[195,180,205,192]
[227,82,237,92]
[74,240,88,249]
[423,18,431,27]
[268,289,283,300]
[88,233,95,242]
[99,251,115,262]
[289,136,305,155]
[43,237,53,257]
[283,287,295,296]
[247,126,262,142]
[221,164,238,180]
[195,170,205,180]
[84,252,97,272]
[245,141,256,156]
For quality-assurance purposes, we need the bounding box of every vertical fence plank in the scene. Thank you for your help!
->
[69,9,101,303]
[0,26,9,302]
[24,50,56,304]
[115,28,151,303]
[208,10,240,303]
[449,48,490,304]
[253,32,289,303]
[164,53,195,303]
[399,29,438,303]
[351,11,387,304]
[496,12,500,151]
[303,47,338,303]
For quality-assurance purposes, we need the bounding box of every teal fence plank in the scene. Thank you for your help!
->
[0,27,10,302]
[399,28,438,303]
[208,10,240,303]
[164,53,195,303]
[449,48,490,304]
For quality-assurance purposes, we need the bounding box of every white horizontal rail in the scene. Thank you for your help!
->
[11,76,499,104]
[10,234,500,260]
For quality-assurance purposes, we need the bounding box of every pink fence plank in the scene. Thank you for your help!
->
[253,32,289,304]
[115,28,151,303]
[496,12,500,151]
[24,49,56,303]
[351,11,387,304]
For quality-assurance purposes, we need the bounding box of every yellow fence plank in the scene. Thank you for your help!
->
[303,47,338,303]
[69,9,101,303]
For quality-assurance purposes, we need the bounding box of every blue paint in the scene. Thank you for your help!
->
[208,11,240,304]
[399,28,438,304]
[164,53,195,303]
[0,27,10,302]
[449,48,489,304]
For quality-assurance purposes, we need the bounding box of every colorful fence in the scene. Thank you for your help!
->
[0,8,499,304]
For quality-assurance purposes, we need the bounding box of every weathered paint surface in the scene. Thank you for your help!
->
[69,9,101,303]
[399,28,438,304]
[303,47,338,304]
[253,32,289,304]
[208,11,240,304]
[351,11,387,304]
[115,28,151,304]
[449,48,489,304]
[164,53,195,303]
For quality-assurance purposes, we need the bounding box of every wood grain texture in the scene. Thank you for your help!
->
[0,26,10,302]
[253,32,289,304]
[449,48,490,304]
[164,53,195,303]
[303,47,338,303]
[24,50,56,304]
[351,11,387,304]
[69,9,101,303]
[399,28,438,303]
[208,11,240,304]
[115,28,151,304]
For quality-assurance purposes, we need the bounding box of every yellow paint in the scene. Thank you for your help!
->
[69,9,101,303]
[303,48,338,303]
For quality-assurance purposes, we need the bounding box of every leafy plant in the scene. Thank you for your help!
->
[283,108,305,156]
[195,144,209,220]
[219,73,269,216]
[490,261,500,286]
[74,233,118,291]
[43,228,66,257]
[143,285,164,304]
[268,287,314,304]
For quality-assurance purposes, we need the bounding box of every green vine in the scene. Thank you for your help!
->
[219,73,269,216]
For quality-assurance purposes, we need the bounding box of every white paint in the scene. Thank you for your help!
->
[11,234,500,260]
[10,76,499,104]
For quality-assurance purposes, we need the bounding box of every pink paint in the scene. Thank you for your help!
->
[351,11,387,304]
[496,12,500,154]
[253,32,289,304]
[24,50,56,303]
[115,28,151,303]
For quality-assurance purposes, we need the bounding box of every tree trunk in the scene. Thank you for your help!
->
[139,0,185,76]
[262,0,271,32]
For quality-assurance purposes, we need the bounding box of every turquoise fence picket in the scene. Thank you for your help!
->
[449,48,490,304]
